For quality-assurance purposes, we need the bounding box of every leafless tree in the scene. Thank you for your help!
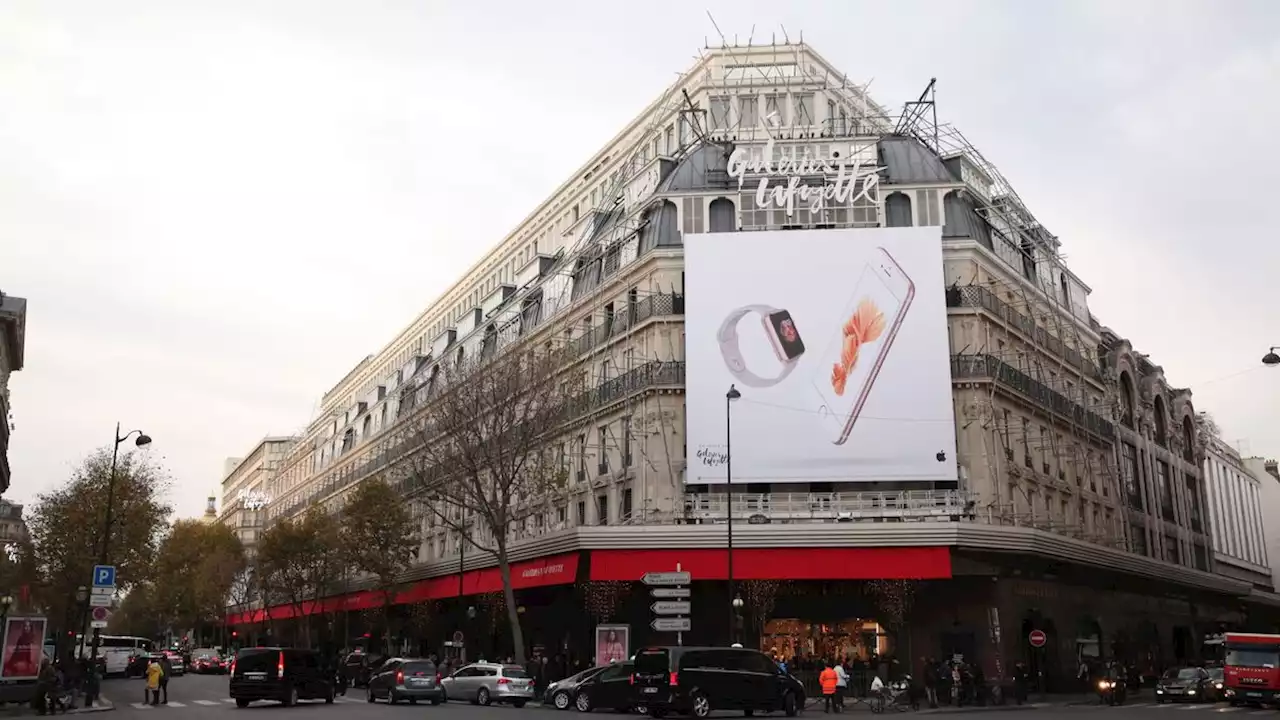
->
[395,342,579,665]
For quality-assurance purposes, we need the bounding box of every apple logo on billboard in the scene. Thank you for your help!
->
[936,451,947,463]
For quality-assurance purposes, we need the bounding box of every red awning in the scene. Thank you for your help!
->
[227,552,580,624]
[588,547,951,582]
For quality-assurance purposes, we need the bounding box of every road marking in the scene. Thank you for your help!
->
[167,702,186,707]
[221,698,237,703]
[130,702,153,710]
[194,700,221,706]
[1214,708,1243,713]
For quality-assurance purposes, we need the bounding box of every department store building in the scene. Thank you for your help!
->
[224,42,1280,687]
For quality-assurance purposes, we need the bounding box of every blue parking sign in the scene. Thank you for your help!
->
[92,565,116,588]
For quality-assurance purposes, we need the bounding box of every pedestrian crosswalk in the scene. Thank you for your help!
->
[126,696,366,710]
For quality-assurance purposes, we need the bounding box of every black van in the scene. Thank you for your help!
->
[631,646,804,718]
[230,647,336,708]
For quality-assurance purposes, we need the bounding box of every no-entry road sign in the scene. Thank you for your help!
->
[1028,629,1047,648]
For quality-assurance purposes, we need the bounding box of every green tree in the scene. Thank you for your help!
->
[340,478,418,654]
[400,344,578,665]
[256,505,342,646]
[24,448,171,639]
[109,583,164,639]
[152,521,245,640]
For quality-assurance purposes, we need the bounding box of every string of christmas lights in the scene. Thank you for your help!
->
[744,579,781,633]
[583,580,630,622]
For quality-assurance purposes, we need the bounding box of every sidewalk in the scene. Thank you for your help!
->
[0,697,114,717]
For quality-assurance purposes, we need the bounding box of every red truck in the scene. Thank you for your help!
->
[1223,632,1280,706]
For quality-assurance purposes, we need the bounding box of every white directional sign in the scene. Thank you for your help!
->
[650,587,691,599]
[642,571,691,586]
[89,594,113,608]
[90,587,113,596]
[651,617,692,632]
[651,601,692,615]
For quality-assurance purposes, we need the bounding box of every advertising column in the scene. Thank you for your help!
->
[685,227,957,484]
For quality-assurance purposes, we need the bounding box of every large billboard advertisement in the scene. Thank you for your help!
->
[686,227,957,484]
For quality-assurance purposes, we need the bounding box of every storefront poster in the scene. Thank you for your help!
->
[0,616,47,680]
[595,624,630,667]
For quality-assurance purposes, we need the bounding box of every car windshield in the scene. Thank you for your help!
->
[634,649,670,674]
[402,661,436,675]
[1208,668,1224,680]
[502,667,531,678]
[1175,668,1201,680]
[234,649,278,674]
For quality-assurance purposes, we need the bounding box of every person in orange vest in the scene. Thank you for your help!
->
[819,661,840,713]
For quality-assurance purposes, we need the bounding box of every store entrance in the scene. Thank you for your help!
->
[761,618,889,662]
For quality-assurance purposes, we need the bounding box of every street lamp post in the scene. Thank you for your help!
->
[86,423,151,706]
[0,594,13,640]
[731,596,744,646]
[725,384,741,646]
[75,586,88,656]
[1262,347,1280,367]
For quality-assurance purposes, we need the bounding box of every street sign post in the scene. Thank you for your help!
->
[1028,629,1047,648]
[645,565,691,645]
[651,601,692,615]
[90,607,110,629]
[89,594,112,608]
[92,566,116,588]
[90,587,112,596]
[642,571,691,586]
[651,617,692,632]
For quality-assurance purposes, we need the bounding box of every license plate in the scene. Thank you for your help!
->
[643,687,659,694]
[245,672,267,680]
[1248,692,1262,698]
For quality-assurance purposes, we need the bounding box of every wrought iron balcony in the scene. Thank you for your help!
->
[951,353,1115,441]
[675,490,974,524]
[946,285,1103,381]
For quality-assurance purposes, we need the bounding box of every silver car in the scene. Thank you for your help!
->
[440,662,535,707]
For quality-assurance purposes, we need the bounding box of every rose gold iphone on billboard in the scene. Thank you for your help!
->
[812,247,915,445]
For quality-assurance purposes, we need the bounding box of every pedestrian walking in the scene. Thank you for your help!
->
[145,659,164,706]
[158,654,172,704]
[833,659,848,711]
[819,662,839,714]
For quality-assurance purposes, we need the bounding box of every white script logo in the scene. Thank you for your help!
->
[726,137,885,218]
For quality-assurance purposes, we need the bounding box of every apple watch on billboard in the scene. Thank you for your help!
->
[717,304,806,388]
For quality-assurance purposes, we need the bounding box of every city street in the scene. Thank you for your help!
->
[100,672,531,718]
[96,675,1280,720]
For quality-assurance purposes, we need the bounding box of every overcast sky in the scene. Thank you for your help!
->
[3,0,1278,520]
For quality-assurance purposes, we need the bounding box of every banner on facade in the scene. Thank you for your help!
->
[685,227,957,483]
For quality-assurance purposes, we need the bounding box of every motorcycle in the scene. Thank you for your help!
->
[1097,677,1127,706]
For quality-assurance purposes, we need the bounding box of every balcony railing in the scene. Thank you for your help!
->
[570,293,684,358]
[676,490,973,524]
[951,354,1115,440]
[946,285,1103,381]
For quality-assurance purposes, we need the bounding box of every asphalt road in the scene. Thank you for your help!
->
[98,676,1275,720]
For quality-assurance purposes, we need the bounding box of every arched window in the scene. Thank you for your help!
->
[885,192,913,228]
[341,428,355,453]
[361,414,372,438]
[708,197,737,232]
[1182,415,1195,462]
[1119,372,1136,429]
[1154,396,1168,447]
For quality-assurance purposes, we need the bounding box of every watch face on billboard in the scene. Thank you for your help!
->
[684,226,958,485]
[767,310,805,360]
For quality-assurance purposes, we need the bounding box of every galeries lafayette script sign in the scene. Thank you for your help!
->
[727,138,885,217]
[520,563,565,579]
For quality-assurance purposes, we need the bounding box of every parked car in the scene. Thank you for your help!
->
[1156,667,1214,703]
[191,648,228,674]
[366,657,443,705]
[229,647,335,708]
[572,662,640,713]
[440,662,535,707]
[544,666,608,710]
[630,646,804,718]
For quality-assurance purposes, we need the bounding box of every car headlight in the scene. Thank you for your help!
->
[1098,680,1111,689]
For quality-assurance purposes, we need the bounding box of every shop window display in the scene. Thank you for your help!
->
[762,618,889,661]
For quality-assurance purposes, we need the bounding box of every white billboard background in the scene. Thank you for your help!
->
[686,227,957,484]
